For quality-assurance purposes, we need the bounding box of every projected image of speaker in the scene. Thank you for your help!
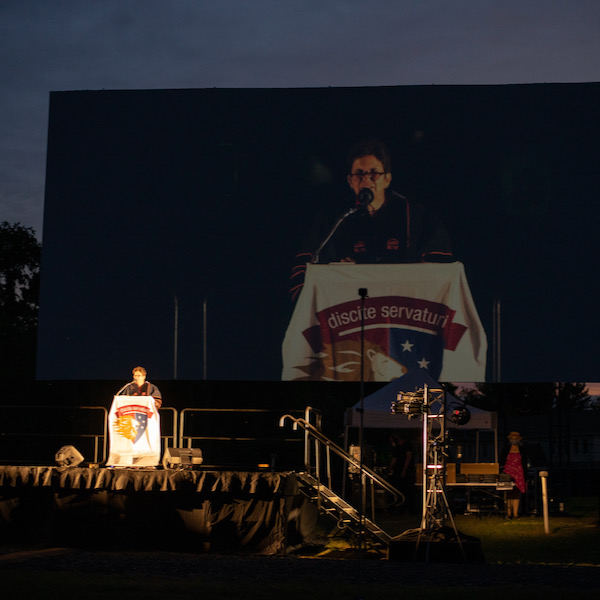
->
[162,447,203,469]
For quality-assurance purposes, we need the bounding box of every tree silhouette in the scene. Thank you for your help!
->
[458,381,592,414]
[0,221,41,379]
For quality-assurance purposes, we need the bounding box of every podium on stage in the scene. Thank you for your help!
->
[106,395,161,467]
[282,262,487,382]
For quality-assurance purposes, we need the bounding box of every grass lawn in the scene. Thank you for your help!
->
[454,502,600,565]
[371,496,600,565]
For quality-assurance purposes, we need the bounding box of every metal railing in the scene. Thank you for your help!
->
[0,405,108,464]
[0,405,178,465]
[158,406,178,452]
[178,407,304,447]
[279,407,404,518]
[178,407,305,469]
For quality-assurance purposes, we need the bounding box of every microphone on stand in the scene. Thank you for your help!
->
[312,199,362,264]
[115,381,135,396]
[356,188,374,208]
[311,190,373,264]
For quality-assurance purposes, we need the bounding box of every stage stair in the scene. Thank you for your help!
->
[295,471,393,554]
[279,408,404,556]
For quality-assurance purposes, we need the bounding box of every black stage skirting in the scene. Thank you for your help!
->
[0,465,295,493]
[0,466,316,555]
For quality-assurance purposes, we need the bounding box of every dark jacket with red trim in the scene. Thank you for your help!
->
[290,191,453,300]
[119,381,163,409]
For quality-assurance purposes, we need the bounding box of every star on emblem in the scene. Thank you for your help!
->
[401,340,414,352]
[417,357,430,369]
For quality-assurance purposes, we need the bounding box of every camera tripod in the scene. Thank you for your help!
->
[416,384,466,561]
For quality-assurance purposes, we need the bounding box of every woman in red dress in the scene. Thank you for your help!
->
[500,431,528,519]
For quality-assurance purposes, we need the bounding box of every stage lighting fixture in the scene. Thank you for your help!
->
[55,445,84,467]
[451,406,471,425]
[162,447,203,469]
[391,390,426,418]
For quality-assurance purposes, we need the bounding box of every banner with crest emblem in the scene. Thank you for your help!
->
[107,395,161,466]
[282,262,486,382]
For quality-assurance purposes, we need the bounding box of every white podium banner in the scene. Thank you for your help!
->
[107,395,161,467]
[282,262,487,382]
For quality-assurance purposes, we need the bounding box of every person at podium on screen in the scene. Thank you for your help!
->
[290,138,454,301]
[116,366,162,409]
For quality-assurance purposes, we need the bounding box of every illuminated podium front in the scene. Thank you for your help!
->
[282,262,487,382]
[107,395,161,467]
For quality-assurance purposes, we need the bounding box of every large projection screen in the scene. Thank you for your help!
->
[37,84,600,382]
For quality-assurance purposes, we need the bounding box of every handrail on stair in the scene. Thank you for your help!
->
[279,408,405,508]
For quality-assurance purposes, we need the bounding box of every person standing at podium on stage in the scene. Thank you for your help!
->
[117,366,162,409]
[290,139,454,300]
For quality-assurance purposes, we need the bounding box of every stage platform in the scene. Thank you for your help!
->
[0,465,315,555]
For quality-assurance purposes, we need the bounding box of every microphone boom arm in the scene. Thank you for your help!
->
[115,382,133,396]
[311,206,359,264]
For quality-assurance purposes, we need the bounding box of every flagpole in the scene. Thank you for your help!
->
[358,287,368,554]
